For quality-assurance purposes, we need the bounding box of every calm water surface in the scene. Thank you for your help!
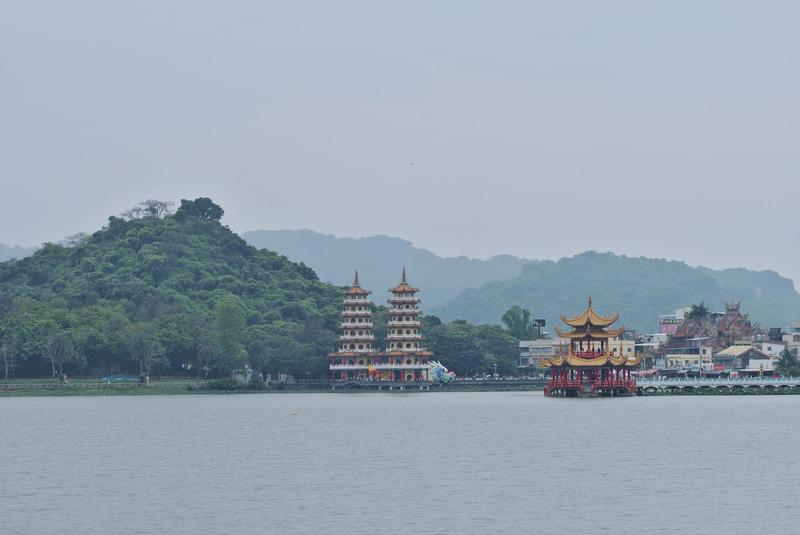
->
[2,392,799,534]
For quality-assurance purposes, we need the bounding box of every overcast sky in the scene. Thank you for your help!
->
[1,1,798,286]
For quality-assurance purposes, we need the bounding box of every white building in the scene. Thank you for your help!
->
[518,338,568,373]
[664,345,714,370]
[753,341,787,358]
[783,322,800,354]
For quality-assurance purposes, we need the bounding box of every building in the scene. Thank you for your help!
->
[329,269,434,382]
[329,271,378,381]
[382,269,434,381]
[518,338,568,374]
[663,344,714,370]
[662,302,756,360]
[541,297,642,397]
[714,346,772,373]
[753,341,787,358]
[783,322,800,354]
[659,307,691,335]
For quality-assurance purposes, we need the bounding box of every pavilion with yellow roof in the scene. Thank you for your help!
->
[542,297,642,397]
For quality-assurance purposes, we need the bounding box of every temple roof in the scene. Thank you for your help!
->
[539,352,642,368]
[389,267,420,294]
[344,270,372,296]
[555,326,625,339]
[560,296,619,328]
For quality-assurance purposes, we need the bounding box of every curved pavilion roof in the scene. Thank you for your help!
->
[560,296,619,328]
[539,353,642,368]
[554,326,625,339]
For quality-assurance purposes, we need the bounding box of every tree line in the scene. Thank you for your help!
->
[0,198,543,380]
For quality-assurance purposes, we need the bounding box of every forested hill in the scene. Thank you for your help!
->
[0,244,35,262]
[242,229,532,308]
[431,251,800,333]
[0,199,342,378]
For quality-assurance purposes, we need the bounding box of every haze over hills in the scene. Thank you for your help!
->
[243,230,800,333]
[0,244,35,262]
[242,229,532,309]
[6,224,799,335]
[432,251,800,333]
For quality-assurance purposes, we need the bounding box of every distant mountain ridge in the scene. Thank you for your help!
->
[242,230,800,333]
[0,244,36,262]
[431,251,800,333]
[242,229,532,309]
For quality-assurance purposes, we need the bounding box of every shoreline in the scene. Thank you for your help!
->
[3,382,800,397]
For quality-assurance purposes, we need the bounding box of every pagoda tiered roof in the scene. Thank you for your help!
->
[554,296,625,340]
[389,268,420,294]
[344,271,372,296]
[540,297,642,368]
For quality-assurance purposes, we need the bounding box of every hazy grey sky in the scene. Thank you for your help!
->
[1,1,798,286]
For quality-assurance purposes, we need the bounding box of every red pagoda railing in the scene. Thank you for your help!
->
[570,350,605,359]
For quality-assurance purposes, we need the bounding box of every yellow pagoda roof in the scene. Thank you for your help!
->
[389,267,420,294]
[539,352,642,368]
[345,270,372,296]
[560,296,619,328]
[555,326,625,339]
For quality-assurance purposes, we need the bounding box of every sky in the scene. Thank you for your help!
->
[1,1,798,286]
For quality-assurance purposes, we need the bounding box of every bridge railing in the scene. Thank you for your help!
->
[637,377,800,387]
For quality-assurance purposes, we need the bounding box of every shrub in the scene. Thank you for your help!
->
[247,375,266,391]
[206,378,242,391]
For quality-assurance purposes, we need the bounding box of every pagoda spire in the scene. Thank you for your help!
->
[354,270,360,287]
[401,266,407,283]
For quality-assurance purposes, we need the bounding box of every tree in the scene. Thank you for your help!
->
[211,295,248,376]
[776,348,799,376]
[126,323,165,376]
[121,199,174,220]
[685,302,710,320]
[65,232,90,247]
[47,330,74,378]
[501,305,538,340]
[140,199,174,219]
[176,197,224,221]
[1,334,18,380]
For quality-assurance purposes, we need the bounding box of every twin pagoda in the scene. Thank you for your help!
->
[330,269,433,382]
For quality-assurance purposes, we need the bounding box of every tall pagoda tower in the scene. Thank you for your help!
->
[542,297,642,397]
[329,271,377,381]
[381,268,433,382]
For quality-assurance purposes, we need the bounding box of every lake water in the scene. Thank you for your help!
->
[2,392,799,534]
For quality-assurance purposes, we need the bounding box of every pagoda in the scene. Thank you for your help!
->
[542,297,642,397]
[329,271,377,380]
[380,268,434,382]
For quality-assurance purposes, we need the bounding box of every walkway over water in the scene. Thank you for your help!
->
[637,377,800,395]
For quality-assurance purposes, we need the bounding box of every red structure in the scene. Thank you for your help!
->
[542,297,642,397]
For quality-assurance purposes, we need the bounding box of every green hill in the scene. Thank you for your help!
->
[431,251,800,333]
[0,199,342,379]
[242,229,531,309]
